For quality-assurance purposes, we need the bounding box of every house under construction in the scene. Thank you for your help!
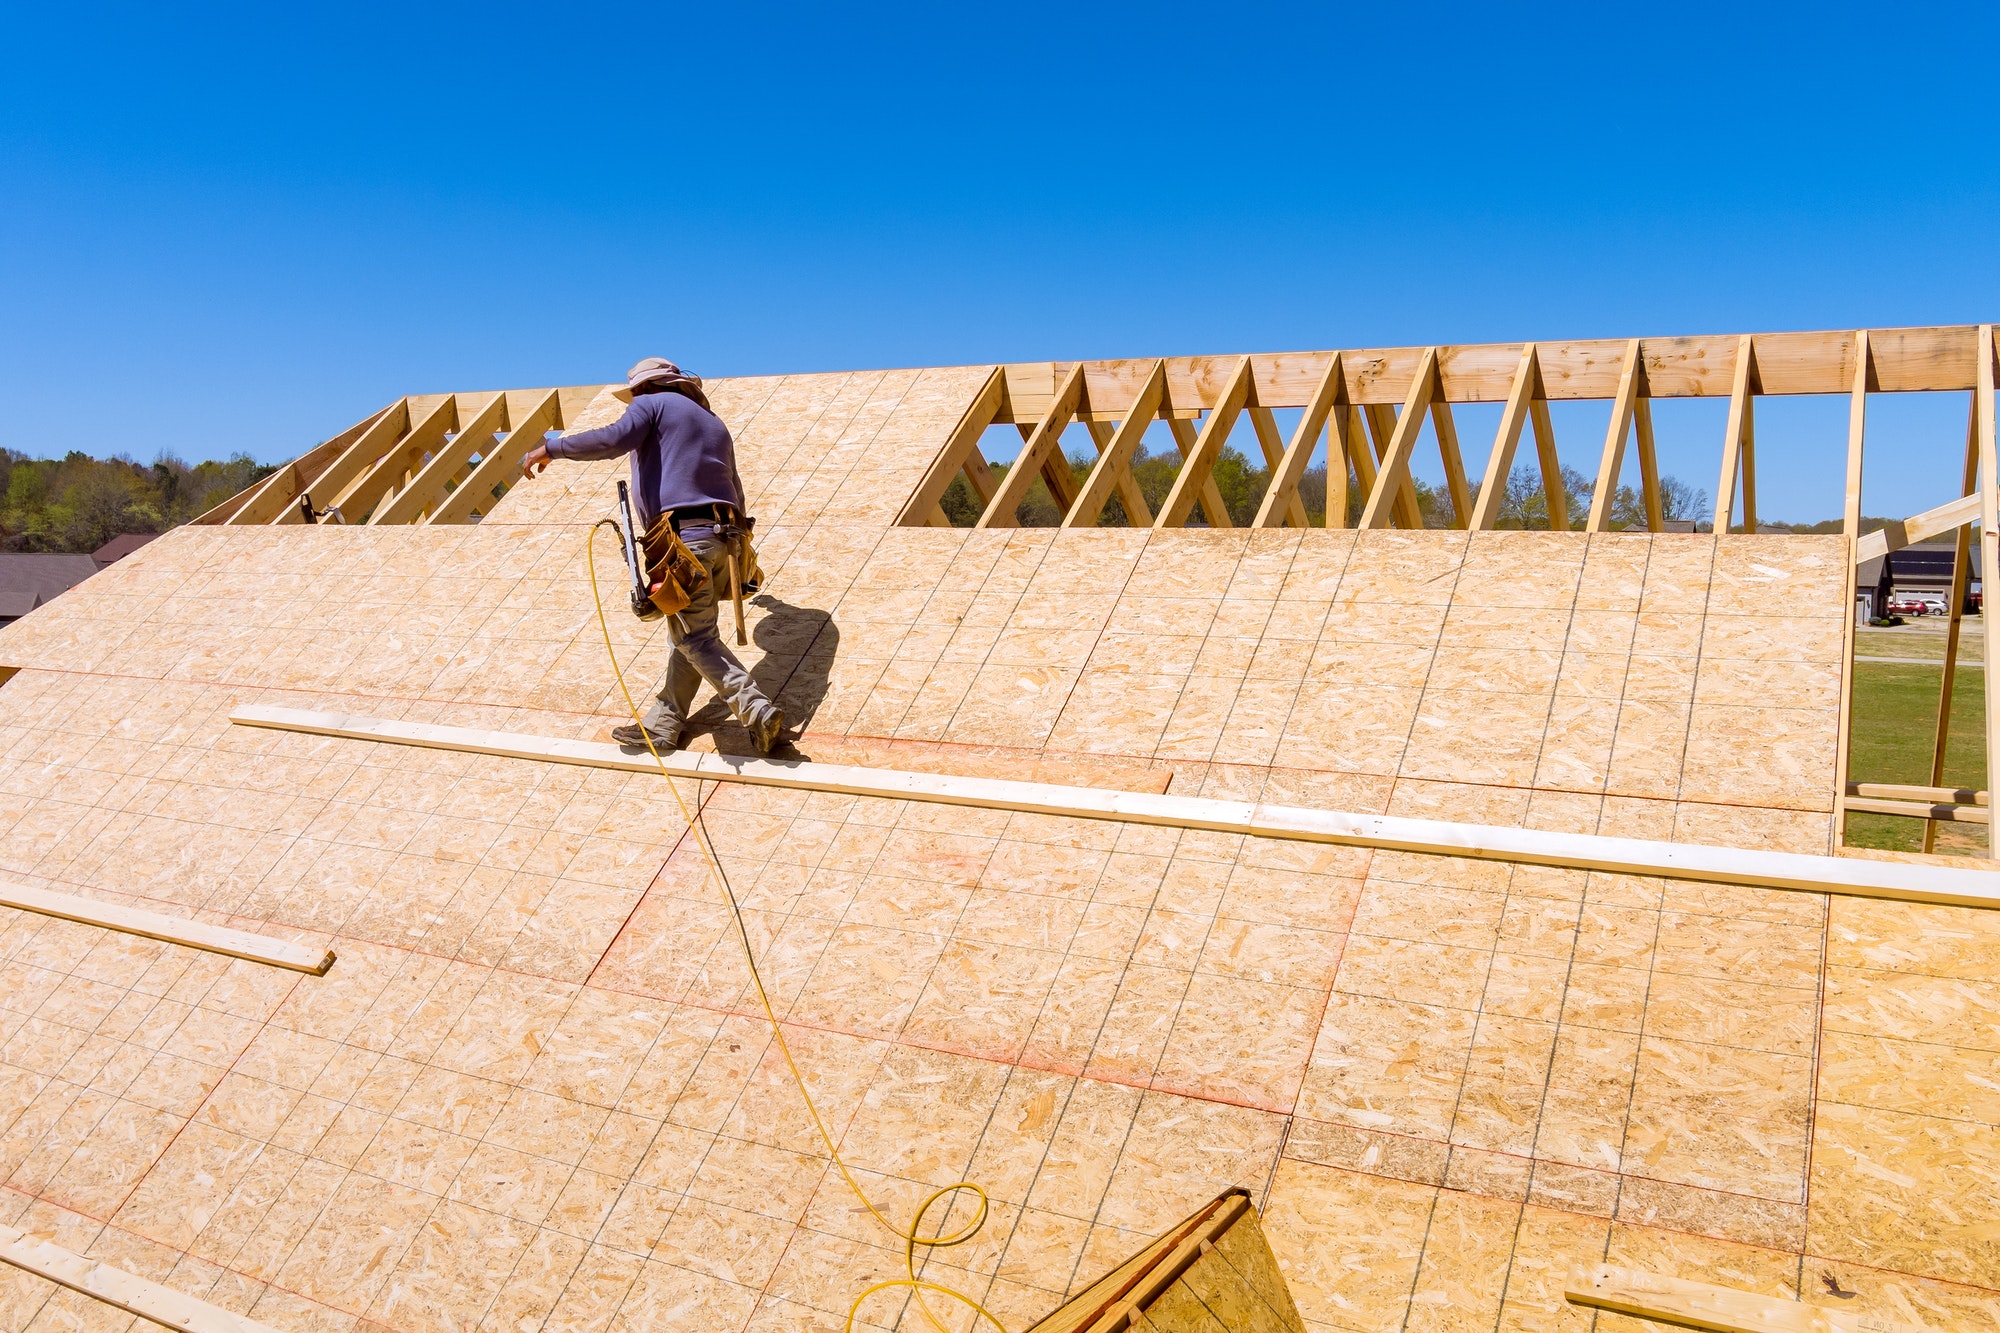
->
[1,325,1998,1332]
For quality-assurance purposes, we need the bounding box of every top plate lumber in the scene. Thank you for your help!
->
[231,705,2000,910]
[1,1222,290,1333]
[0,878,334,974]
[991,326,1992,423]
[1565,1264,1919,1333]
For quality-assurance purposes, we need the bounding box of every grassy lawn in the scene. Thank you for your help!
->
[1844,659,1987,854]
[1854,623,1986,663]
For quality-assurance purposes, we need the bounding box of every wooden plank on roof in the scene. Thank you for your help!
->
[1566,1263,1920,1332]
[231,704,2000,909]
[0,880,333,973]
[0,1223,292,1333]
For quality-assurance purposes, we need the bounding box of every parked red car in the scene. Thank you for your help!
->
[1886,594,1946,616]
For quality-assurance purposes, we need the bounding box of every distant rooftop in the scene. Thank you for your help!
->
[0,552,99,621]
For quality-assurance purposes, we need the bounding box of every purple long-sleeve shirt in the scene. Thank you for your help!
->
[546,390,745,528]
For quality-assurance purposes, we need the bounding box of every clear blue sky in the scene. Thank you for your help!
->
[2,2,1995,523]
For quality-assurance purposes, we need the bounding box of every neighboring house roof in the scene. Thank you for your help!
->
[92,532,157,566]
[1858,542,1966,590]
[0,553,99,619]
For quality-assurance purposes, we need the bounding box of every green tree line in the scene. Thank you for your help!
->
[0,450,276,553]
[943,441,1711,530]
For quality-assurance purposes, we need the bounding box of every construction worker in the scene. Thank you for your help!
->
[520,358,786,754]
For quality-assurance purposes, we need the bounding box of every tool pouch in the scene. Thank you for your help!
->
[715,514,762,595]
[636,513,709,617]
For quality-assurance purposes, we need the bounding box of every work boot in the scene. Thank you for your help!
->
[612,722,680,752]
[748,706,785,756]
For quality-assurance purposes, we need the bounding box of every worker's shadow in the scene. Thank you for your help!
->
[687,591,837,756]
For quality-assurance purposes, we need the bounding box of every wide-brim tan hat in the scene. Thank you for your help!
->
[625,357,703,396]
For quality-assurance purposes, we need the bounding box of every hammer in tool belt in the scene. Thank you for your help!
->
[714,508,754,647]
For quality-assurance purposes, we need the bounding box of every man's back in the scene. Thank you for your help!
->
[546,389,745,524]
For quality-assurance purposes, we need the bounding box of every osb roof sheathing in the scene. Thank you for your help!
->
[0,366,1995,1332]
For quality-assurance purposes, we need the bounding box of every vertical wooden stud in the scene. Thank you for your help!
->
[1470,344,1538,530]
[1975,325,1999,856]
[1156,358,1253,528]
[1587,339,1644,533]
[1715,334,1757,533]
[1359,348,1440,530]
[1252,352,1344,530]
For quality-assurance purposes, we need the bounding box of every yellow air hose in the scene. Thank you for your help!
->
[586,524,1007,1333]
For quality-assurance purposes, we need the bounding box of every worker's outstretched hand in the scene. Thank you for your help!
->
[520,443,552,479]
